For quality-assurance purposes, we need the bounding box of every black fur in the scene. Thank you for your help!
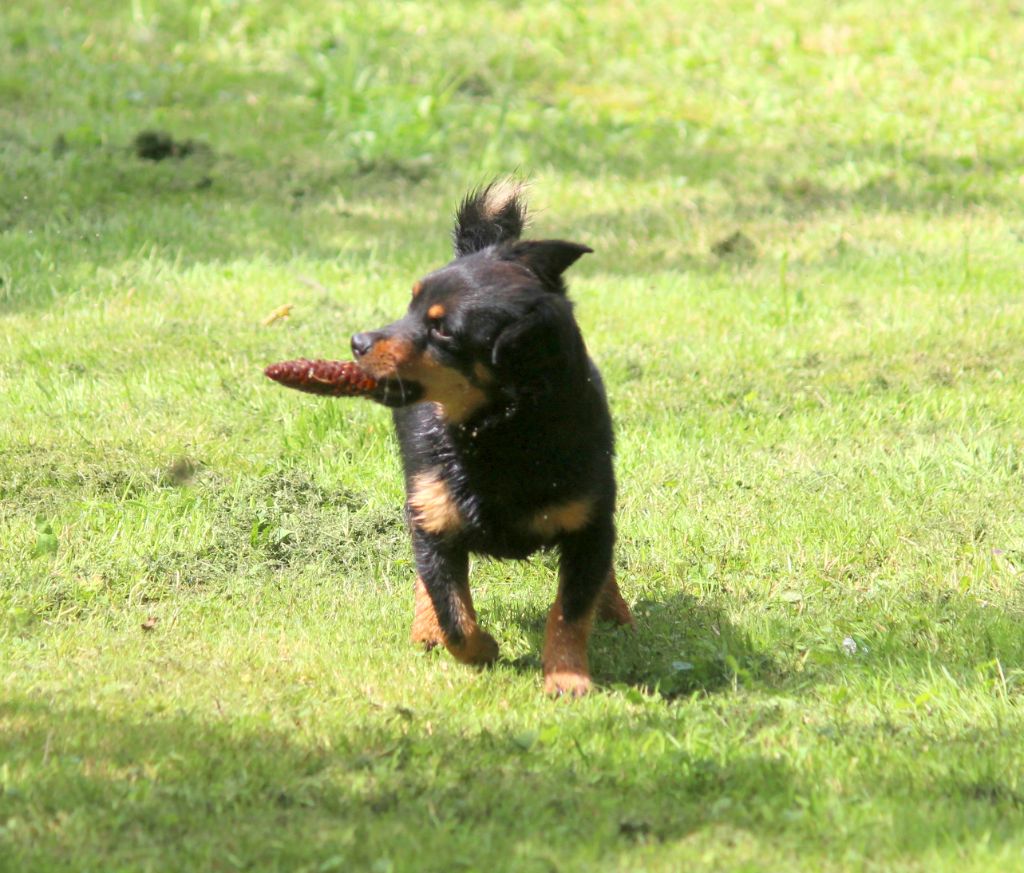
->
[452,181,527,257]
[351,181,620,688]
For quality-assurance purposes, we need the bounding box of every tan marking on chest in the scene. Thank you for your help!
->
[409,471,463,535]
[472,361,496,385]
[528,497,594,539]
[404,350,490,424]
[365,343,490,424]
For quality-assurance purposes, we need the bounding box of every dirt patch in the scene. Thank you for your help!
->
[133,130,208,161]
[711,230,758,260]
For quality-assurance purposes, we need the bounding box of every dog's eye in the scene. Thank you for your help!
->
[429,318,453,344]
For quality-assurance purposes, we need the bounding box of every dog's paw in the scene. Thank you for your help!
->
[410,632,443,651]
[544,670,592,698]
[410,617,445,649]
[449,628,499,667]
[597,598,636,628]
[410,576,446,649]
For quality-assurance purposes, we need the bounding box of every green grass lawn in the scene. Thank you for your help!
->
[3,1,1024,870]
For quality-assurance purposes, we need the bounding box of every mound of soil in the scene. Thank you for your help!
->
[133,130,205,161]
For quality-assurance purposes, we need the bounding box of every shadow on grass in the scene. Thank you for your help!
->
[479,572,1024,705]
[590,587,1024,702]
[0,693,778,871]
[498,589,782,699]
[600,591,783,697]
[3,121,1018,315]
[3,682,1024,872]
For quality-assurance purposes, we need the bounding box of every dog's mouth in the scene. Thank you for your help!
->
[357,340,491,422]
[356,346,425,407]
[369,377,425,408]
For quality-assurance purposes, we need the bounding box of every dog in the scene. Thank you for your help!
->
[350,180,634,695]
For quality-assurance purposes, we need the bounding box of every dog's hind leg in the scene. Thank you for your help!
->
[544,521,615,696]
[597,570,635,627]
[410,532,498,666]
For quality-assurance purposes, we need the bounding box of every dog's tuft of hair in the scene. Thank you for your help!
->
[453,177,528,257]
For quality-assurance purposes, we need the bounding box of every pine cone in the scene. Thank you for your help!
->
[264,359,378,397]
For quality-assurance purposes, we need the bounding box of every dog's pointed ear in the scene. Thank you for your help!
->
[453,179,527,257]
[502,240,593,294]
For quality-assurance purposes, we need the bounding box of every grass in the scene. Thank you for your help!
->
[2,1,1024,870]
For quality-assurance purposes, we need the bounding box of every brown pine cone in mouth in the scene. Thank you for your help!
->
[263,359,378,397]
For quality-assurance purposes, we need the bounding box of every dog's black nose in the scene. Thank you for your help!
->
[351,332,374,358]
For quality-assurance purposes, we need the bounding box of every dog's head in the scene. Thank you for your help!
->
[352,181,592,424]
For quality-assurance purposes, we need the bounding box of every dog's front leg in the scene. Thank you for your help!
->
[410,529,498,666]
[544,520,615,696]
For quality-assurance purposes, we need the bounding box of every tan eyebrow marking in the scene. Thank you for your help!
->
[427,303,446,320]
[412,281,423,297]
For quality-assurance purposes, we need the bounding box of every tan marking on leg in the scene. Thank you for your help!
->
[443,587,499,666]
[410,575,445,648]
[528,497,594,540]
[409,575,499,665]
[409,471,462,535]
[597,570,635,627]
[543,593,594,697]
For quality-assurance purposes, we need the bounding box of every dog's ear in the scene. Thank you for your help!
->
[491,296,584,393]
[501,240,593,294]
[453,179,527,257]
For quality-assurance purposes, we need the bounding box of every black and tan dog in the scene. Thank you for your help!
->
[351,181,633,695]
